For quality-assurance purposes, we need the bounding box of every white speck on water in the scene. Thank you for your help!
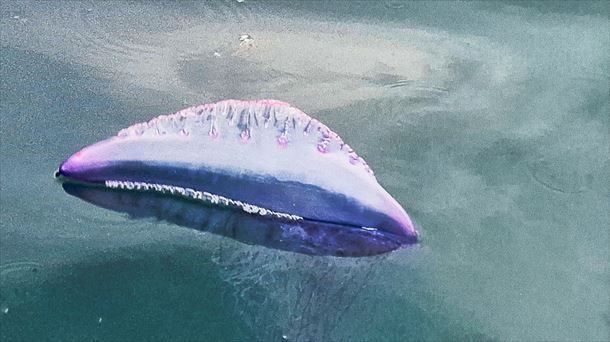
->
[98,317,102,324]
[2,305,9,314]
[239,34,254,47]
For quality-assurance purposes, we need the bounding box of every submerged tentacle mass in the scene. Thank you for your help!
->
[213,245,387,340]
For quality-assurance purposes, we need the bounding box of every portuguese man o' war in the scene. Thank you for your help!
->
[56,100,418,256]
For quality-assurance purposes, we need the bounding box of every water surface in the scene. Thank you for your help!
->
[1,1,608,341]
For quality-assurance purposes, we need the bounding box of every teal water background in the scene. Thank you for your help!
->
[1,1,609,341]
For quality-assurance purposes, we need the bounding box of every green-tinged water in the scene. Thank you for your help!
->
[1,1,608,341]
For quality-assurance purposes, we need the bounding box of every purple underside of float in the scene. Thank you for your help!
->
[58,99,418,247]
[59,159,415,242]
[62,182,409,257]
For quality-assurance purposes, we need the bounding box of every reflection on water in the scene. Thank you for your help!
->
[1,0,608,341]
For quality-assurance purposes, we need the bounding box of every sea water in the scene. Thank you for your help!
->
[1,1,608,340]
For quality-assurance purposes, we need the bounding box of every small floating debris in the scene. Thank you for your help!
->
[1,305,8,314]
[0,261,43,277]
[98,317,103,324]
[239,34,254,48]
[384,1,405,10]
[7,10,28,24]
